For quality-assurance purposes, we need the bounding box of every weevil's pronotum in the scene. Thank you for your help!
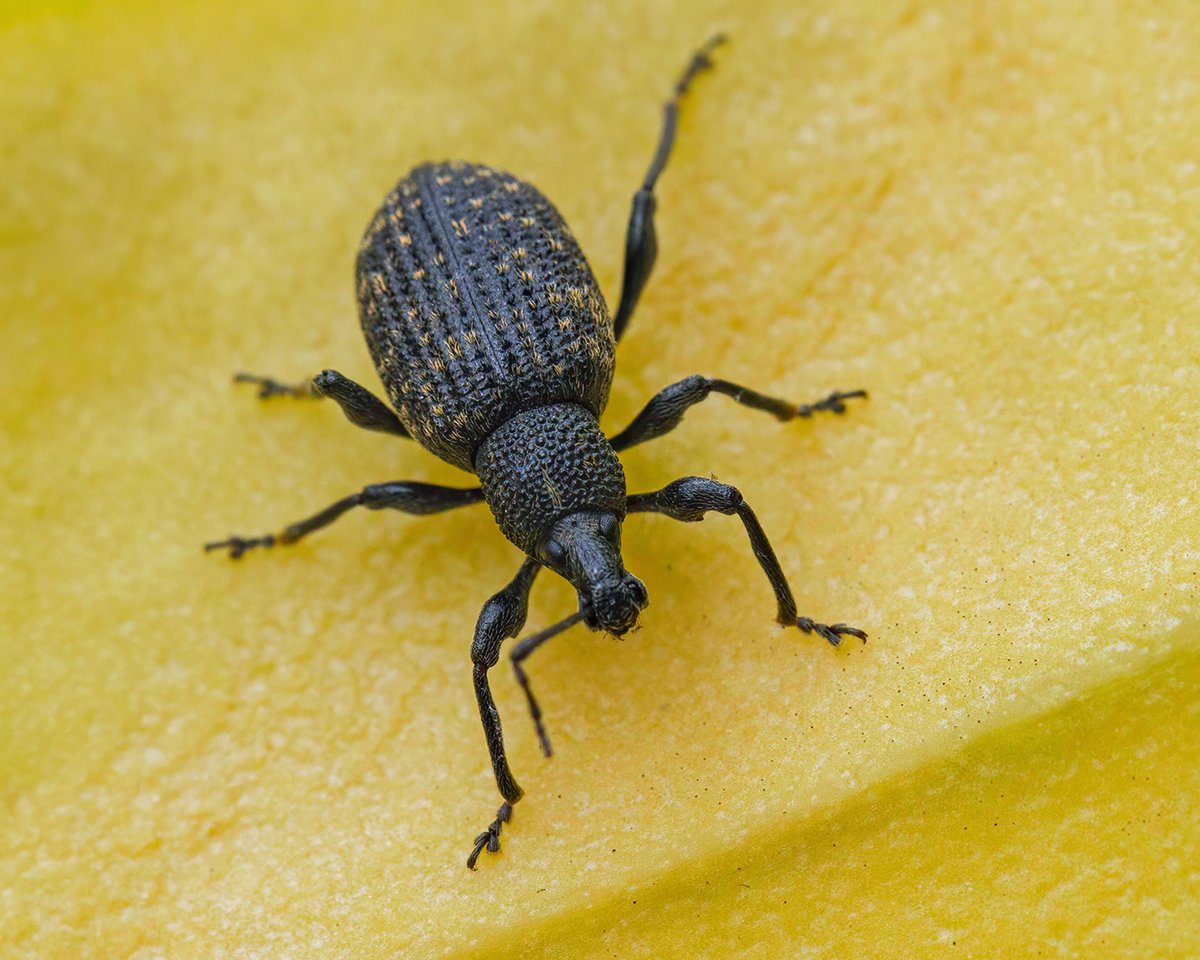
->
[207,35,867,869]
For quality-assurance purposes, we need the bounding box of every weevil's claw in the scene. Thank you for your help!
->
[204,534,276,559]
[796,389,869,419]
[796,617,868,647]
[466,802,513,870]
[233,372,313,399]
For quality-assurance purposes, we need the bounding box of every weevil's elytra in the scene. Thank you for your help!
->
[356,161,614,469]
[207,35,869,870]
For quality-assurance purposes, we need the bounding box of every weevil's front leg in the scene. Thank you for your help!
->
[613,34,726,341]
[510,612,585,758]
[628,477,867,646]
[205,481,483,558]
[610,375,866,452]
[233,368,410,438]
[468,559,542,870]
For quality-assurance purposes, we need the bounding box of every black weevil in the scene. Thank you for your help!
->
[206,36,867,869]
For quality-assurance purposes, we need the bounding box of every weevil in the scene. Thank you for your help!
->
[206,35,868,869]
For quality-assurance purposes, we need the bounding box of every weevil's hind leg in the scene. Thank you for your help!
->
[612,34,726,342]
[467,560,542,869]
[510,612,585,758]
[627,476,868,645]
[233,368,410,439]
[205,481,483,558]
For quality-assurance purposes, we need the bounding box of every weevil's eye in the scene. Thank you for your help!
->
[598,513,619,541]
[544,540,566,565]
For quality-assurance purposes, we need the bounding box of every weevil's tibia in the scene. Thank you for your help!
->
[610,375,868,452]
[613,34,727,341]
[627,476,867,646]
[204,482,483,558]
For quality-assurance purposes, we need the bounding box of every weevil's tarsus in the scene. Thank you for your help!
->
[627,476,867,644]
[467,801,513,870]
[613,34,727,341]
[233,371,316,399]
[610,376,869,452]
[204,482,483,557]
[204,532,276,559]
[796,617,869,647]
[511,611,586,757]
[797,389,869,418]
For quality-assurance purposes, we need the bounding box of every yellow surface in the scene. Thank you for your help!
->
[1,1,1197,957]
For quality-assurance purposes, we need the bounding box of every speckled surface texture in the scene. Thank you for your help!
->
[2,0,1197,957]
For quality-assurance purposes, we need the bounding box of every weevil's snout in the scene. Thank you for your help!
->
[580,573,648,636]
[540,511,649,635]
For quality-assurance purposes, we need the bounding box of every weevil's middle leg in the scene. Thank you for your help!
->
[233,368,410,438]
[205,481,483,558]
[613,34,726,341]
[627,476,867,646]
[467,560,541,870]
[510,612,585,758]
[610,375,866,452]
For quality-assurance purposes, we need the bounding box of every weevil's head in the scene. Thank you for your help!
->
[475,403,647,635]
[538,511,648,636]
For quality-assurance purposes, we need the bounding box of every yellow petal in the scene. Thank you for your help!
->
[2,1,1196,957]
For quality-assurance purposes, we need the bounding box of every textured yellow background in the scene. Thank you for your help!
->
[2,0,1198,957]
